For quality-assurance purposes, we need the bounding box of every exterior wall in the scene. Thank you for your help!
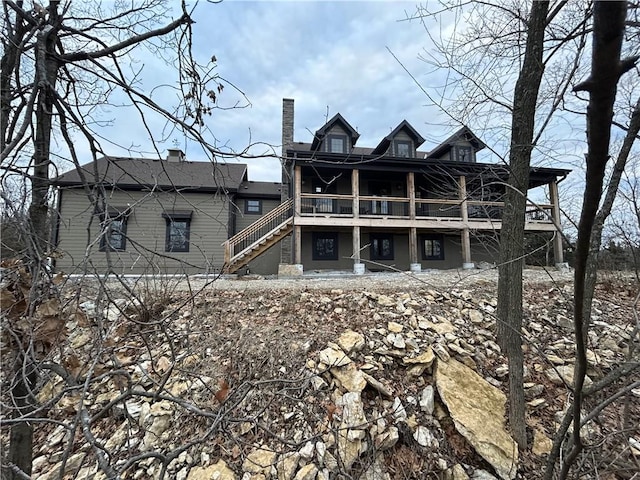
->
[298,228,498,272]
[233,198,282,275]
[55,188,230,275]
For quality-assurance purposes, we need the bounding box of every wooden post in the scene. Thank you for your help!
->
[352,169,359,219]
[353,226,361,263]
[408,172,416,220]
[409,227,418,265]
[294,165,302,216]
[459,175,468,222]
[549,180,564,264]
[459,175,472,267]
[294,226,302,264]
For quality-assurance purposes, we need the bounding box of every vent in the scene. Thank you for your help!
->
[167,149,185,162]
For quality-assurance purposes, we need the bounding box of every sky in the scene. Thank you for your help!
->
[86,0,463,183]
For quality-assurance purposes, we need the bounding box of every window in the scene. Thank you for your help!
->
[245,199,262,214]
[100,215,127,252]
[312,232,338,260]
[455,146,473,162]
[162,210,192,252]
[327,134,347,154]
[393,140,412,158]
[422,234,444,260]
[370,234,394,260]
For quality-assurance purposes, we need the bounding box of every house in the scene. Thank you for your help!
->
[53,99,570,276]
[52,150,282,275]
[223,99,570,274]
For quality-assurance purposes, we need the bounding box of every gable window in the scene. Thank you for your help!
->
[422,234,444,260]
[327,134,347,154]
[99,209,128,252]
[370,233,394,260]
[312,232,338,260]
[393,140,412,158]
[163,210,192,252]
[245,199,262,214]
[455,146,473,162]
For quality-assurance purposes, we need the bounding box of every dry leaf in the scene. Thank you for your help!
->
[156,356,172,373]
[215,378,230,404]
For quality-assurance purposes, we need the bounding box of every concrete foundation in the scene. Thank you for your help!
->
[410,263,422,273]
[278,264,303,277]
[462,262,476,270]
[353,263,365,275]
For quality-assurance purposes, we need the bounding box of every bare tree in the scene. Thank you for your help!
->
[546,2,638,478]
[495,0,550,449]
[0,1,242,478]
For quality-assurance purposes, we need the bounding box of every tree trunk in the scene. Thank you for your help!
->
[557,3,632,478]
[496,0,549,450]
[6,355,37,480]
[29,22,59,258]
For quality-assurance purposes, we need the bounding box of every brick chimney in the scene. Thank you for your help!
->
[166,149,185,162]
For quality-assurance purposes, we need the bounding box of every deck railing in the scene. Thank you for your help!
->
[299,194,554,222]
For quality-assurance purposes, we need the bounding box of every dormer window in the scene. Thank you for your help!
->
[327,134,347,154]
[393,140,412,158]
[455,146,474,162]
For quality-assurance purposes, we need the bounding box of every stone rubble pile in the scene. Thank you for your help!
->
[29,283,637,480]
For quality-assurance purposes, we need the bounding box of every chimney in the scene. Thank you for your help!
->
[166,149,185,162]
[282,98,294,153]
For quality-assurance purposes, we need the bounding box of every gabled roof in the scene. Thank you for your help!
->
[236,181,282,197]
[371,120,426,155]
[54,156,248,192]
[310,113,360,151]
[429,126,486,158]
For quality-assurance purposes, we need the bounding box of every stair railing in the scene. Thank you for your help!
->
[224,198,294,265]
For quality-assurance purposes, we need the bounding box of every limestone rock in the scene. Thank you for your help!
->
[188,460,236,480]
[403,347,435,368]
[337,392,367,470]
[337,329,365,353]
[545,365,592,388]
[419,386,435,415]
[377,295,396,307]
[375,426,399,451]
[532,429,553,456]
[243,448,277,476]
[436,358,518,480]
[387,321,404,333]
[331,364,366,393]
[276,453,300,480]
[471,470,499,480]
[447,464,470,480]
[391,397,407,423]
[413,426,438,448]
[293,463,317,480]
[319,347,352,367]
[362,371,393,398]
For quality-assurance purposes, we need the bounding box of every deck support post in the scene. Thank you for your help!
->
[459,175,474,269]
[353,225,364,274]
[549,179,564,265]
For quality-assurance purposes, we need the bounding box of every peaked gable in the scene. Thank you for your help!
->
[310,113,360,152]
[429,126,486,159]
[372,120,426,156]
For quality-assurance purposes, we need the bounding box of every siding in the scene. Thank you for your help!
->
[55,189,230,275]
[232,198,282,275]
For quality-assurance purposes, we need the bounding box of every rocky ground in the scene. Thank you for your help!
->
[4,267,639,480]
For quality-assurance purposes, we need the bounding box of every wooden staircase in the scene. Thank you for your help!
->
[223,199,294,273]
